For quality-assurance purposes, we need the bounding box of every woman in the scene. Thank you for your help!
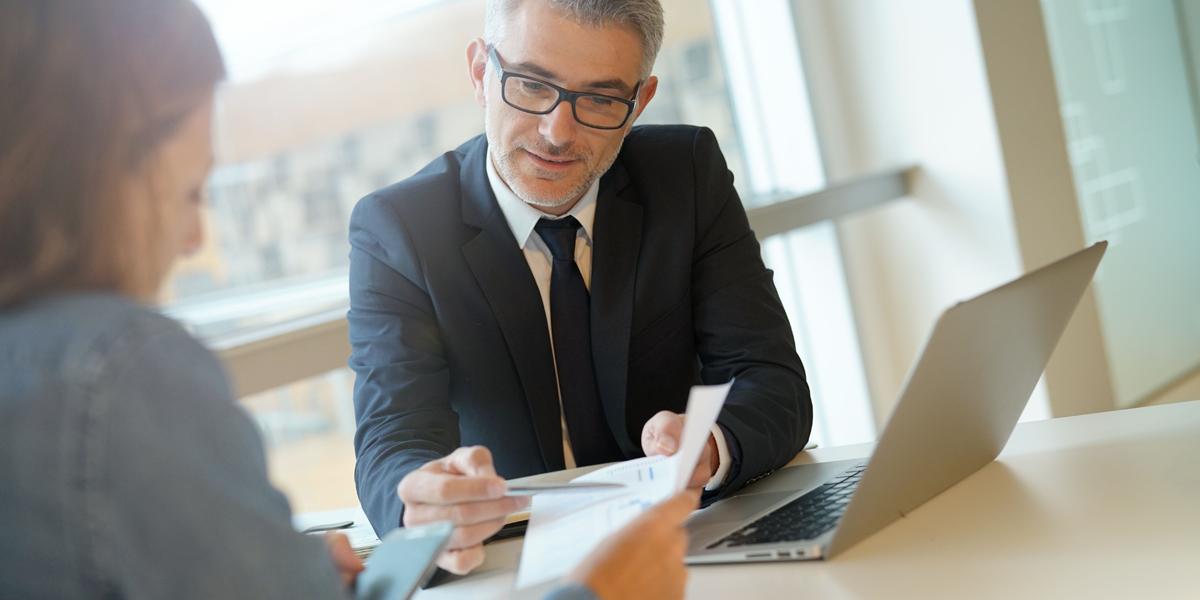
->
[0,1,697,599]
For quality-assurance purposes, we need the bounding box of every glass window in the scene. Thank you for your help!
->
[186,0,754,511]
[173,0,747,316]
[712,0,875,446]
[241,368,358,514]
[186,0,879,511]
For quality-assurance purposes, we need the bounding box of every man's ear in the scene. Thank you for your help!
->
[466,38,489,108]
[625,75,659,135]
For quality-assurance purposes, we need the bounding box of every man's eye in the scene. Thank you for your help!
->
[579,96,619,112]
[519,80,551,94]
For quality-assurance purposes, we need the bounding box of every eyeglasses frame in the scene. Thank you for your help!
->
[487,46,642,131]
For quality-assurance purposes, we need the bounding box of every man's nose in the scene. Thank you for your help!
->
[538,100,577,148]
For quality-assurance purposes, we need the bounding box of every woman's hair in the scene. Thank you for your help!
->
[0,0,225,308]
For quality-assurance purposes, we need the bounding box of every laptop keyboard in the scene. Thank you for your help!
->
[710,462,868,549]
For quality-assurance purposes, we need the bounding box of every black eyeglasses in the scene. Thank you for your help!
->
[488,46,641,130]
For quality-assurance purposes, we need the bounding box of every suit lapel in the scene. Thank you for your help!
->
[459,138,565,472]
[590,162,643,456]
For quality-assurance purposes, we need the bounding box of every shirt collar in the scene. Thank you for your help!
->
[486,149,598,250]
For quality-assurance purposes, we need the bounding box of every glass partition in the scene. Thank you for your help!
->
[1042,0,1200,407]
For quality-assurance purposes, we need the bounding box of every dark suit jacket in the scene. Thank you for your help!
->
[348,125,813,536]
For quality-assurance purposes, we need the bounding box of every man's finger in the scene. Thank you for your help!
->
[642,411,684,456]
[398,469,505,506]
[688,462,710,489]
[405,495,529,527]
[437,546,485,575]
[686,439,716,488]
[444,517,507,550]
[323,533,365,585]
[444,446,499,478]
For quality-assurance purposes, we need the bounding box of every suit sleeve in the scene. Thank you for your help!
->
[348,195,460,536]
[689,127,814,497]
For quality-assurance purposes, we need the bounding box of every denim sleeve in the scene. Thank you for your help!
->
[542,583,602,600]
[88,323,346,600]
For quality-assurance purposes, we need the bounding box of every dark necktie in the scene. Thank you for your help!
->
[534,217,622,466]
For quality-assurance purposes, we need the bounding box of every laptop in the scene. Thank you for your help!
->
[686,242,1107,563]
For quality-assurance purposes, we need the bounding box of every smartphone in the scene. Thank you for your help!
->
[355,521,454,600]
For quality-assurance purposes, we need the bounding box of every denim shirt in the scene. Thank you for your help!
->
[0,293,347,599]
[0,293,599,600]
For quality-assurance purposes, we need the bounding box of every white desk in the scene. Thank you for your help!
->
[405,400,1200,599]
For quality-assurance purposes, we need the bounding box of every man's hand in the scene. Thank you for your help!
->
[641,411,720,490]
[323,533,365,586]
[396,446,530,575]
[565,490,700,600]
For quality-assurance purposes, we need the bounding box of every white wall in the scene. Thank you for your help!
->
[790,0,1044,426]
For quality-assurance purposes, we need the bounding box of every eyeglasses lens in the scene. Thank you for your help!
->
[502,75,630,129]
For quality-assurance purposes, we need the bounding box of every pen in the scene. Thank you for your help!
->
[301,520,354,534]
[505,482,626,496]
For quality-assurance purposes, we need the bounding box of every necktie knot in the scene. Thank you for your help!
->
[534,217,582,262]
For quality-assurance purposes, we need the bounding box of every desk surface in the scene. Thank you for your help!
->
[399,400,1200,599]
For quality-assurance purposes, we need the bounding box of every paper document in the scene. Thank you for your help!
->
[515,381,733,589]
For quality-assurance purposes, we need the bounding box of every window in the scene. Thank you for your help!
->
[184,0,756,511]
[182,0,879,511]
[241,369,358,514]
[711,0,875,447]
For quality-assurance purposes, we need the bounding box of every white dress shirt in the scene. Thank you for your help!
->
[485,151,731,490]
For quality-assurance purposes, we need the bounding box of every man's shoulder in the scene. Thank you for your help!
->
[613,125,729,204]
[620,124,719,163]
[350,134,484,227]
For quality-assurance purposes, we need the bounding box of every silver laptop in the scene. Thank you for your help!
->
[686,242,1107,563]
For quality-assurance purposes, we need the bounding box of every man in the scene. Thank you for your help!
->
[348,0,813,574]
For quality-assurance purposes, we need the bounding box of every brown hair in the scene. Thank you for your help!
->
[0,0,225,308]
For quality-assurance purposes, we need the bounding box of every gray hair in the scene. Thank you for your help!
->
[484,0,665,80]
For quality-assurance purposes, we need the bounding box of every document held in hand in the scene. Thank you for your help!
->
[515,381,733,590]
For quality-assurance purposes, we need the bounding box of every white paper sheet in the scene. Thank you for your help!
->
[515,381,733,589]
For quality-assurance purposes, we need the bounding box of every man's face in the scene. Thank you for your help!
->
[469,1,658,212]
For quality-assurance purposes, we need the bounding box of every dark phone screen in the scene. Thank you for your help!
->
[355,521,454,600]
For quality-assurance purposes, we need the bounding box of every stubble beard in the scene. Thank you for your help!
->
[485,109,623,209]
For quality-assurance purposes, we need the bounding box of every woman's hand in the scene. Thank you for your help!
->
[323,533,365,586]
[565,490,701,600]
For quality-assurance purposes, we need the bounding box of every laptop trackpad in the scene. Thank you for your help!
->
[689,491,794,526]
